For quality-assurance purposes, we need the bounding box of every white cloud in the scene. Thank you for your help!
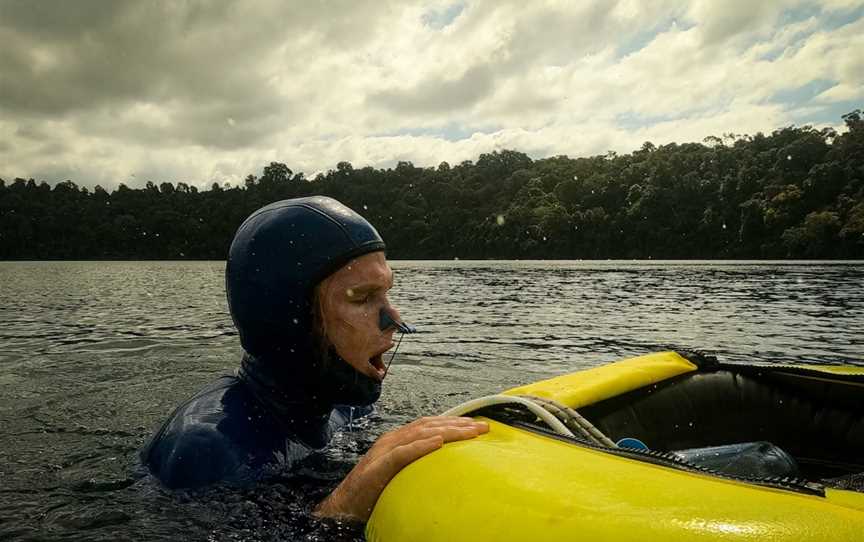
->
[815,84,864,103]
[685,0,800,46]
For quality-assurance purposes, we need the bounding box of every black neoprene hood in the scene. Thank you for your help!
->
[225,196,386,360]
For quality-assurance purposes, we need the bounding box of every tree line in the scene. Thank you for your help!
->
[1,110,862,260]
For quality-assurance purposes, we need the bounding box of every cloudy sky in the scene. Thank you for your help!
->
[1,0,862,190]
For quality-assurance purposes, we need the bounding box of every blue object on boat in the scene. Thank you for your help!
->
[616,437,648,450]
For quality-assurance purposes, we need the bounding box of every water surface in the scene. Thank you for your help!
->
[1,260,862,540]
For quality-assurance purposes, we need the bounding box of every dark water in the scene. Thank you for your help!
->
[1,260,862,541]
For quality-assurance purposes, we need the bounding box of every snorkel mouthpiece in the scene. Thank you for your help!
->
[378,309,416,334]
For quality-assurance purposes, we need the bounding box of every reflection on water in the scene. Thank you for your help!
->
[0,260,861,540]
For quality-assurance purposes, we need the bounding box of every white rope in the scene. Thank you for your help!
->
[441,395,575,437]
[521,395,617,447]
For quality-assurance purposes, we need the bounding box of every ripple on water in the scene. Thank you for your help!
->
[0,260,862,539]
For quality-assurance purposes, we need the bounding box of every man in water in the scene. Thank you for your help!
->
[140,196,487,521]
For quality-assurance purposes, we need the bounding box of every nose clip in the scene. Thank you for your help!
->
[379,308,416,334]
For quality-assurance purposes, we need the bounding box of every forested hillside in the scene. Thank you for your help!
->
[2,110,862,260]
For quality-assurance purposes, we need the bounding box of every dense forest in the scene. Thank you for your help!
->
[1,110,862,260]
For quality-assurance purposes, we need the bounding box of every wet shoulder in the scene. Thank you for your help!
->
[142,377,247,489]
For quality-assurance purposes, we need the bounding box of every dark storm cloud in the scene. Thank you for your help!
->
[0,0,393,148]
[500,2,620,68]
[14,123,47,140]
[2,1,202,114]
[369,65,495,114]
[694,2,787,47]
[73,92,299,150]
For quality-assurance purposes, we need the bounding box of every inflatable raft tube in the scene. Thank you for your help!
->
[367,351,864,541]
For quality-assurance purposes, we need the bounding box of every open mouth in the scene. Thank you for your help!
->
[368,342,395,378]
[369,352,386,372]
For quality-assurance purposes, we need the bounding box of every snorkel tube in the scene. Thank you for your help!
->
[379,308,416,377]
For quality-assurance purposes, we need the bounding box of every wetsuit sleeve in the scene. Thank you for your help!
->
[146,424,243,489]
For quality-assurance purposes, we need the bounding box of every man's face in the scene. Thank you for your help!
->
[319,251,399,381]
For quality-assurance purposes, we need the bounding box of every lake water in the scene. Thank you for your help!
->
[1,260,862,541]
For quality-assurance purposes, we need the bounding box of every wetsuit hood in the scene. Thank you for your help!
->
[225,196,386,435]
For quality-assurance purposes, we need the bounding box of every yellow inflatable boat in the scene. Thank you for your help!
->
[367,351,864,541]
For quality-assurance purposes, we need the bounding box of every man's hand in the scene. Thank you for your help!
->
[314,416,489,522]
